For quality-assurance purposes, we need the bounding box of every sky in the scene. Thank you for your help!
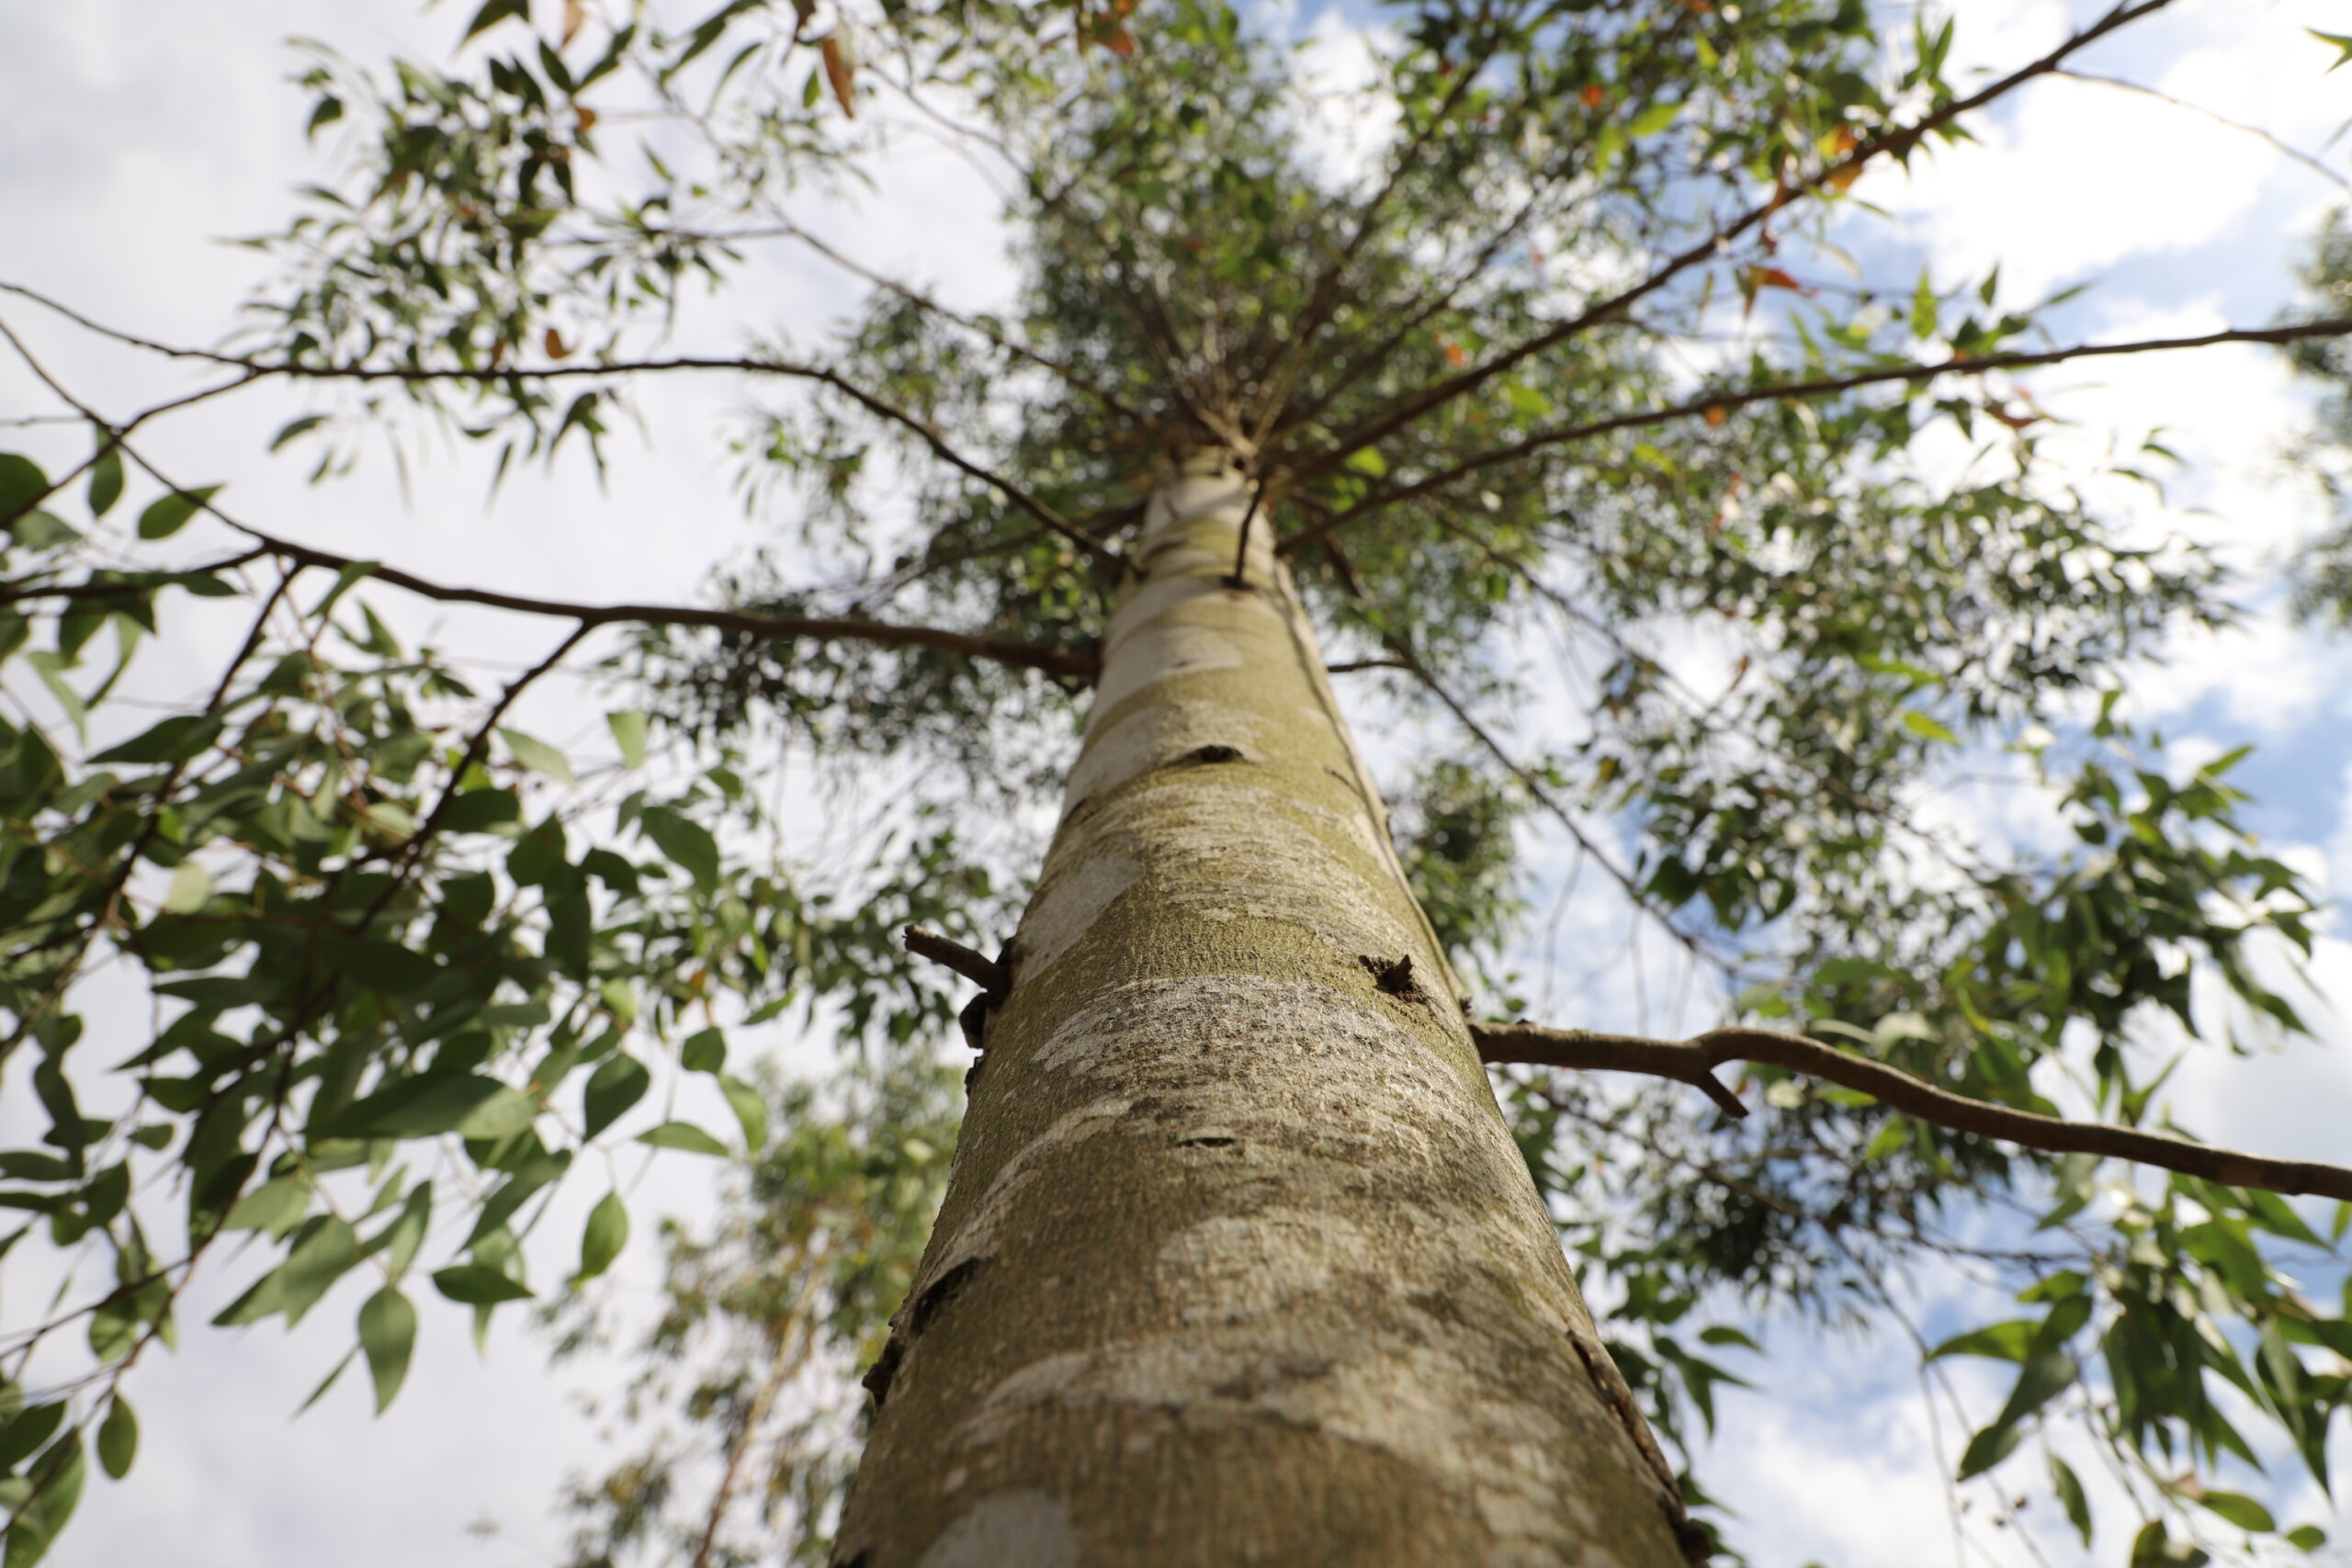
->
[4,1,2352,1566]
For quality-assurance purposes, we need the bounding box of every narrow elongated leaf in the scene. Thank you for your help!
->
[431,1265,532,1305]
[637,1122,729,1156]
[135,486,219,540]
[499,728,575,784]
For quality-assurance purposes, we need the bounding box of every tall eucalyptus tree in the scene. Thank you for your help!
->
[4,1,2352,1564]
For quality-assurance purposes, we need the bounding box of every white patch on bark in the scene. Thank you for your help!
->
[1155,1209,1364,1326]
[1062,699,1269,804]
[1106,776,1420,963]
[915,1489,1080,1568]
[1013,851,1139,976]
[1089,616,1248,714]
[928,1094,1135,1282]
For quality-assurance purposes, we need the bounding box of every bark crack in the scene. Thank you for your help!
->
[1564,1332,1711,1562]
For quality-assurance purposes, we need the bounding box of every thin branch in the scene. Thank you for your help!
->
[0,325,1098,679]
[2053,69,2351,192]
[1474,1019,2352,1202]
[1279,314,2352,553]
[901,926,1007,997]
[1283,0,2181,481]
[0,281,1121,572]
[223,525,1100,679]
[759,220,1148,423]
[1312,536,1715,966]
[1244,17,1505,446]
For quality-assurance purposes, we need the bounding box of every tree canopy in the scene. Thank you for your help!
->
[3,1,2352,1563]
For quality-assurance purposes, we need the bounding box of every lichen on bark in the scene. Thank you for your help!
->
[833,456,1699,1568]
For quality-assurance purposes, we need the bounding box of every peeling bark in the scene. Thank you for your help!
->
[833,456,1702,1567]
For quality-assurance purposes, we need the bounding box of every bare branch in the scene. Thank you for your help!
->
[2053,69,2351,192]
[203,514,1101,680]
[1244,17,1508,446]
[901,926,1007,997]
[1280,314,2352,554]
[0,280,1122,572]
[1311,535,1717,968]
[1283,0,2182,480]
[1475,1019,2352,1202]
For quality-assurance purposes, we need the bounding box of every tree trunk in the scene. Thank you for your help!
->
[832,455,1702,1568]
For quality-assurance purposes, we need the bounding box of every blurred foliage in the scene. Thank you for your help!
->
[1,0,2348,1563]
[548,1052,957,1568]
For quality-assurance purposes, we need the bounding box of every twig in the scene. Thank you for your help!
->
[1280,313,2352,553]
[1474,1019,2352,1201]
[1283,0,2183,480]
[2053,69,2351,192]
[901,926,1006,998]
[0,280,1122,573]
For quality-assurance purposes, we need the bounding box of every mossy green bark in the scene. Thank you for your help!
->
[832,456,1699,1568]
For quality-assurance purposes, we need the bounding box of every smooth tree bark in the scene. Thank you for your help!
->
[833,455,1701,1568]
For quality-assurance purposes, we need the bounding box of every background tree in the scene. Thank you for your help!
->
[2,0,2352,1563]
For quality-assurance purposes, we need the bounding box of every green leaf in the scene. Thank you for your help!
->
[1911,269,1939,339]
[135,485,219,541]
[1627,99,1681,137]
[162,862,211,914]
[1928,1320,2034,1362]
[499,728,575,784]
[680,1028,726,1074]
[607,709,649,770]
[639,806,719,889]
[268,414,329,452]
[719,1074,767,1151]
[637,1122,729,1156]
[2287,1525,2328,1551]
[294,1349,356,1416]
[95,1399,136,1482]
[2194,1492,2275,1533]
[2050,1454,2090,1545]
[2312,29,2352,72]
[220,1173,312,1238]
[1900,710,1960,744]
[85,447,123,519]
[1956,1350,2075,1479]
[430,1265,532,1305]
[0,1404,63,1470]
[323,1075,533,1141]
[1954,1419,2022,1482]
[6,1434,85,1566]
[464,0,530,41]
[577,1191,628,1282]
[91,713,221,765]
[357,1287,416,1414]
[582,1054,650,1138]
[2131,1520,2211,1568]
[0,454,49,522]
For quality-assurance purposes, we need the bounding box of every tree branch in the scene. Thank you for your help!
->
[0,280,1122,573]
[0,325,1098,681]
[2053,69,2351,193]
[1283,0,2180,481]
[1311,533,1714,967]
[1474,1019,2352,1202]
[207,522,1102,680]
[1278,314,2352,555]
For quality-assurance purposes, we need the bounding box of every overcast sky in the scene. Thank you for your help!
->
[6,2,2352,1566]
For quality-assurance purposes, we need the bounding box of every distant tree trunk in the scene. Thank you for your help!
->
[832,454,1702,1568]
